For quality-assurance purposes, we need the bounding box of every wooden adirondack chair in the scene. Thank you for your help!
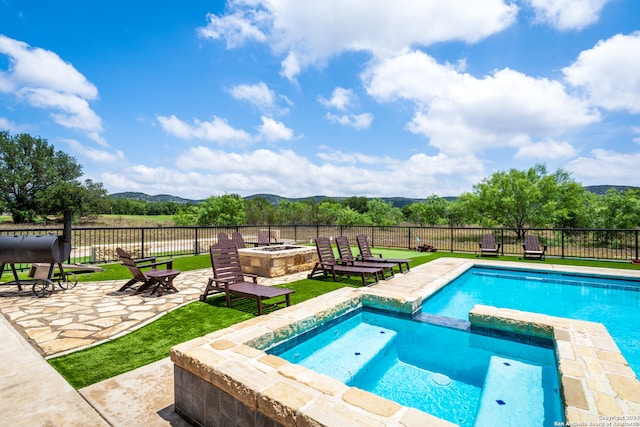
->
[116,248,180,296]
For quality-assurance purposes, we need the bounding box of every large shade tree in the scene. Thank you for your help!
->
[0,131,104,223]
[463,164,589,238]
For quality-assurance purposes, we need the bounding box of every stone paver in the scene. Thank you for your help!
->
[0,268,307,357]
[3,258,640,426]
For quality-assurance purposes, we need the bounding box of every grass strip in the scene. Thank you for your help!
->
[47,250,635,389]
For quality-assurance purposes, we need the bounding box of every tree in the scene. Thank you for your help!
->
[195,194,246,226]
[274,200,313,224]
[364,198,404,226]
[342,196,369,214]
[38,179,108,219]
[336,207,371,226]
[593,189,640,229]
[0,131,87,223]
[464,164,587,238]
[404,195,447,226]
[244,196,276,224]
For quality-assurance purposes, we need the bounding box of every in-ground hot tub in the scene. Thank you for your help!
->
[238,245,318,277]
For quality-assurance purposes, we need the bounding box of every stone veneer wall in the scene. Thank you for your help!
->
[171,275,640,426]
[238,247,318,278]
[171,288,453,427]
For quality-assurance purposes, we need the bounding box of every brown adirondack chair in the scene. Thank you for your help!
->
[257,232,271,246]
[355,234,410,273]
[523,235,547,260]
[479,234,501,257]
[231,231,246,249]
[308,237,383,286]
[335,236,396,279]
[200,242,295,315]
[116,248,180,296]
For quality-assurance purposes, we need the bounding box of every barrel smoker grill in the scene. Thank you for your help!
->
[0,211,77,297]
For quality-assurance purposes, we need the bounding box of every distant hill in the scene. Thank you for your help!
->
[110,192,428,208]
[109,192,204,204]
[584,185,638,195]
[109,185,637,208]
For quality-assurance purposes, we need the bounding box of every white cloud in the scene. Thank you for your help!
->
[257,116,294,141]
[566,149,640,185]
[364,50,600,156]
[0,117,18,131]
[0,35,104,143]
[229,82,275,108]
[201,0,518,80]
[316,147,392,165]
[63,139,125,163]
[326,112,373,130]
[318,87,355,111]
[633,126,640,145]
[514,139,578,160]
[198,9,268,48]
[100,145,484,199]
[526,0,610,30]
[564,32,640,113]
[157,114,253,142]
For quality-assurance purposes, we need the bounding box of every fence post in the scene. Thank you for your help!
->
[561,229,565,258]
[450,227,454,253]
[636,230,639,261]
[194,227,199,255]
[141,228,145,258]
[408,227,412,250]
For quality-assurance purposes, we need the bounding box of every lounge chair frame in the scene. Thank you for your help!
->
[335,236,396,279]
[355,234,410,273]
[308,237,383,286]
[200,242,295,315]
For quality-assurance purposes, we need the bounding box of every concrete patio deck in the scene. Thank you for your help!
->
[1,259,639,425]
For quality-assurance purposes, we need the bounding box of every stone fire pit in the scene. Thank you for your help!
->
[238,245,318,277]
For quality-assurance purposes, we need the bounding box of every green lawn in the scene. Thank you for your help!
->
[47,249,638,389]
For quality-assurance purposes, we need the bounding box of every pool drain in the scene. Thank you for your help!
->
[431,373,452,386]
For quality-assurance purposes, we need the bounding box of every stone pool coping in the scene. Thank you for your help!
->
[170,258,640,426]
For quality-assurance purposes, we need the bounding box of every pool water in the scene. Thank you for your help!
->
[269,309,562,427]
[421,266,640,376]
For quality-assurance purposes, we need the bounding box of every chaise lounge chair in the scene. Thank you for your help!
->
[116,247,181,296]
[199,241,295,315]
[335,236,396,278]
[523,235,547,260]
[355,234,411,273]
[479,234,501,257]
[308,237,384,286]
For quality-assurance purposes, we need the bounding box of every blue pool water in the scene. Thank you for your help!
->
[269,309,562,427]
[421,266,640,376]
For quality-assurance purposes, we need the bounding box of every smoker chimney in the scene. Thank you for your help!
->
[63,210,72,244]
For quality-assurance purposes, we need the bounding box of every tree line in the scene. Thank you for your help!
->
[2,132,639,237]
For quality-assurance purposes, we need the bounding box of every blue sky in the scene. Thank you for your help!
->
[1,1,639,200]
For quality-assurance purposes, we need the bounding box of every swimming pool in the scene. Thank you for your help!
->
[269,308,563,427]
[421,266,640,376]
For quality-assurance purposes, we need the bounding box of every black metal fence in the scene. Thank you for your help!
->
[1,225,638,269]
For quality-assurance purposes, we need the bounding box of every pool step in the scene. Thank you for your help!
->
[474,356,544,427]
[296,322,397,384]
